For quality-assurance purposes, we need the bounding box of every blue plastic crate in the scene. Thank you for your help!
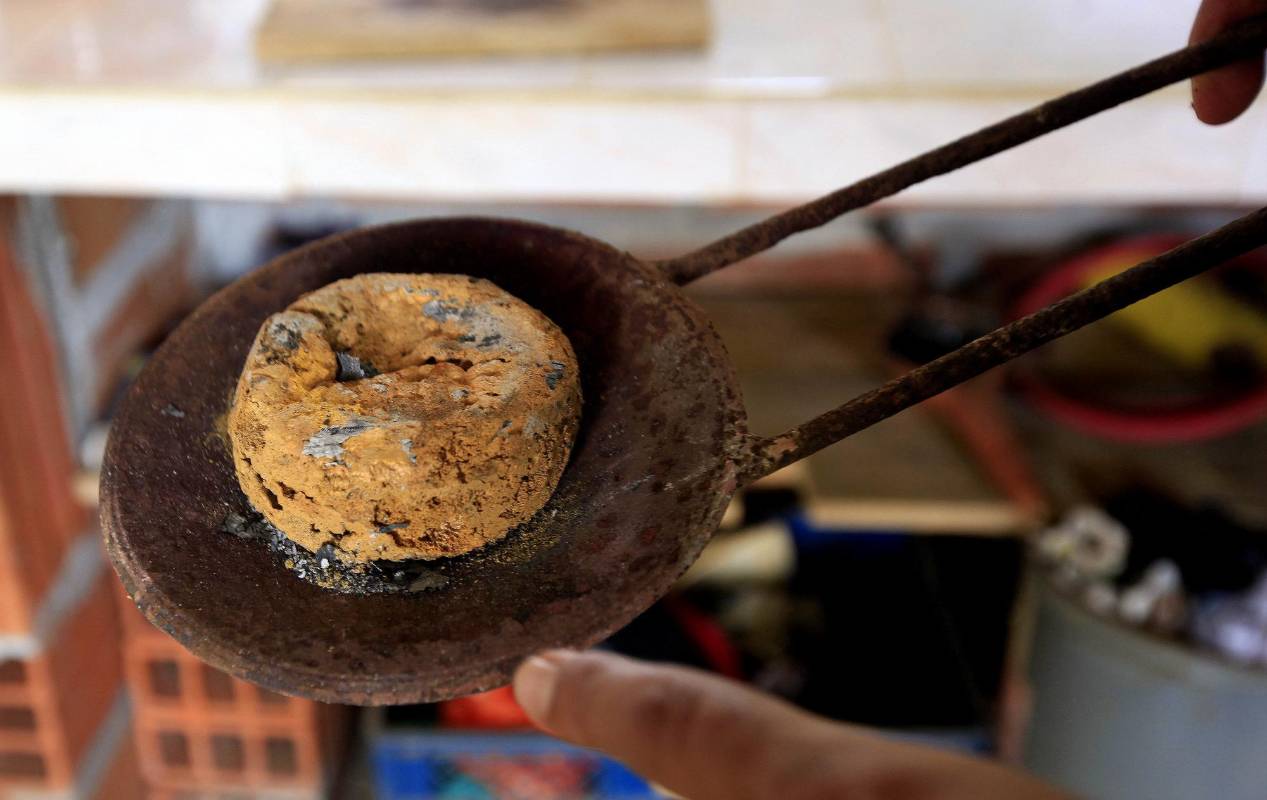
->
[371,731,658,800]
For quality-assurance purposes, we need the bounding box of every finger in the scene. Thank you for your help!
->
[1190,0,1267,124]
[513,649,1067,800]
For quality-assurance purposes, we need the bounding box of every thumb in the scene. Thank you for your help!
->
[1189,0,1267,124]
[513,649,836,800]
[512,649,1069,800]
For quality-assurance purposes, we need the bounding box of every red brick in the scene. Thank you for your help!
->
[117,603,347,794]
[0,568,122,792]
[90,722,143,800]
[0,218,86,635]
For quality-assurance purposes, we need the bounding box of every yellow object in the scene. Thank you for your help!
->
[1085,252,1267,369]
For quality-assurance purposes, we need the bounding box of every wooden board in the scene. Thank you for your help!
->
[256,0,709,62]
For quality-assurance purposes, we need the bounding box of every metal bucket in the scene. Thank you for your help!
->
[1025,583,1267,799]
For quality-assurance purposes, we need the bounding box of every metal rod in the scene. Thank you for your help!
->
[658,15,1267,285]
[736,207,1267,485]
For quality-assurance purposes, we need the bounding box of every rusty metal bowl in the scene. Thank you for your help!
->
[103,218,751,704]
[102,19,1267,705]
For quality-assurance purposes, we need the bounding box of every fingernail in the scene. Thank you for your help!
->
[514,651,570,725]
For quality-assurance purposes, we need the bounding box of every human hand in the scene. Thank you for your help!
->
[513,650,1069,800]
[1191,0,1267,123]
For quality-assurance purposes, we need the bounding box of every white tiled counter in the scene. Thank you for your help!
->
[1,0,1263,204]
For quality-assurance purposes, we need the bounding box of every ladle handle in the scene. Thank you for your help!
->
[732,207,1267,486]
[658,14,1267,285]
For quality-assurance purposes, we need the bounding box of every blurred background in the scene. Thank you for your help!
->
[3,0,1267,798]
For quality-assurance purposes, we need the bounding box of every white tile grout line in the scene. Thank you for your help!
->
[77,200,190,341]
[0,532,104,661]
[16,197,191,436]
[11,196,80,452]
[72,689,131,800]
[4,690,132,800]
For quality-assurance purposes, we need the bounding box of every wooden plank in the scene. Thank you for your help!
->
[257,0,709,62]
[803,499,1029,536]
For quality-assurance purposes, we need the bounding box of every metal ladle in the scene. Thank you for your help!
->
[103,17,1267,704]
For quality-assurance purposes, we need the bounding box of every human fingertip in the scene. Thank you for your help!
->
[1191,73,1225,124]
[1190,46,1265,124]
[512,650,575,726]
